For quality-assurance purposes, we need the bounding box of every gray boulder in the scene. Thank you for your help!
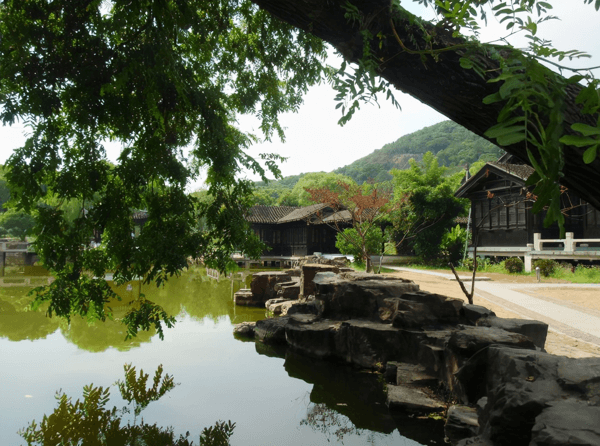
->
[233,321,256,339]
[462,304,496,325]
[312,271,420,320]
[250,271,292,304]
[385,384,445,413]
[477,316,548,349]
[233,289,254,306]
[254,317,290,345]
[530,400,600,446]
[445,405,480,444]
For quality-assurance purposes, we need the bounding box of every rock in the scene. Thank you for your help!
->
[286,301,319,316]
[254,317,290,345]
[265,298,288,308]
[300,264,342,298]
[284,268,301,277]
[462,304,496,325]
[277,282,300,300]
[390,291,464,328]
[250,271,292,304]
[233,322,255,338]
[455,437,493,446]
[385,361,400,383]
[556,359,600,407]
[477,316,548,349]
[284,319,338,359]
[233,289,254,306]
[395,363,438,387]
[332,320,408,368]
[445,327,536,403]
[312,272,420,320]
[288,313,320,324]
[385,384,445,413]
[479,347,571,445]
[530,400,600,446]
[445,405,480,444]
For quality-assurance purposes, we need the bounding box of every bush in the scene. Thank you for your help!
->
[533,259,558,277]
[440,225,469,264]
[504,257,524,273]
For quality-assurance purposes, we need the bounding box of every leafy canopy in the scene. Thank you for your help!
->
[333,0,600,232]
[392,152,467,260]
[0,0,326,334]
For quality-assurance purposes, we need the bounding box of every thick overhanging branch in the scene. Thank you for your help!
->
[252,0,600,210]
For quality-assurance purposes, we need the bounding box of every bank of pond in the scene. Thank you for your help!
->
[0,267,445,445]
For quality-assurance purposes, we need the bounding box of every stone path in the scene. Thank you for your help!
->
[388,267,600,347]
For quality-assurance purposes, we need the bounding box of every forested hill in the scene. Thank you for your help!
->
[334,120,504,184]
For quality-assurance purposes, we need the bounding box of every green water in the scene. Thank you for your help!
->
[0,267,444,445]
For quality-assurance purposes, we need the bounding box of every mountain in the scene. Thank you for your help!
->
[334,120,504,184]
[255,120,504,192]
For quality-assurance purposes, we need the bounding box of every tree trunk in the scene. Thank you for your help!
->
[365,254,373,273]
[252,0,600,210]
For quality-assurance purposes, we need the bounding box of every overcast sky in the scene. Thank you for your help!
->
[1,2,598,191]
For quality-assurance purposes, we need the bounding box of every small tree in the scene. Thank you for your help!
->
[306,181,394,273]
[391,153,467,261]
[335,223,385,268]
[0,210,35,241]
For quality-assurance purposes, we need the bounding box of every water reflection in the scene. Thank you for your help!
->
[0,267,264,351]
[0,267,444,446]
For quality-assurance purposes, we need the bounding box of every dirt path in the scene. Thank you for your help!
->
[384,269,600,359]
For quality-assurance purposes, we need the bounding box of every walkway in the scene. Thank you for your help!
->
[387,267,600,347]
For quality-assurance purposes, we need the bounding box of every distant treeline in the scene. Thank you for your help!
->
[334,120,504,184]
[251,120,504,206]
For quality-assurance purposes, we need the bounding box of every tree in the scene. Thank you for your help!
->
[253,0,600,215]
[19,364,236,446]
[0,1,326,334]
[391,152,467,260]
[335,223,385,268]
[288,172,355,206]
[2,0,600,335]
[0,210,36,241]
[306,181,394,272]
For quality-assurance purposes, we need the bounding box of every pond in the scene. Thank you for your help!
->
[0,267,445,445]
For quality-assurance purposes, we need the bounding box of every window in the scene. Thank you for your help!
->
[508,202,517,227]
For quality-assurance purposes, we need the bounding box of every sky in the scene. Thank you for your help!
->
[0,1,599,190]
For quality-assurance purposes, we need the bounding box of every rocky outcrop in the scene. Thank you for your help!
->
[233,288,257,306]
[312,271,420,320]
[476,316,548,349]
[233,321,256,338]
[300,263,353,298]
[234,267,598,446]
[445,405,479,444]
[233,271,292,306]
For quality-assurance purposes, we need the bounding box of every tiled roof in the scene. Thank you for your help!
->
[322,210,352,223]
[132,210,148,221]
[247,205,300,224]
[454,216,471,225]
[277,203,329,223]
[488,162,535,181]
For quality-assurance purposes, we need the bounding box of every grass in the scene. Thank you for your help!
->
[397,259,600,284]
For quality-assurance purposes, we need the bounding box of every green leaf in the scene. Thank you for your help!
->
[571,123,600,136]
[583,145,598,164]
[497,132,527,146]
[559,135,598,147]
[459,57,473,69]
[482,92,503,104]
[485,124,525,139]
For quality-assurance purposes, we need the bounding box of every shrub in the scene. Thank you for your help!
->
[533,259,558,277]
[504,257,524,273]
[440,225,469,264]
